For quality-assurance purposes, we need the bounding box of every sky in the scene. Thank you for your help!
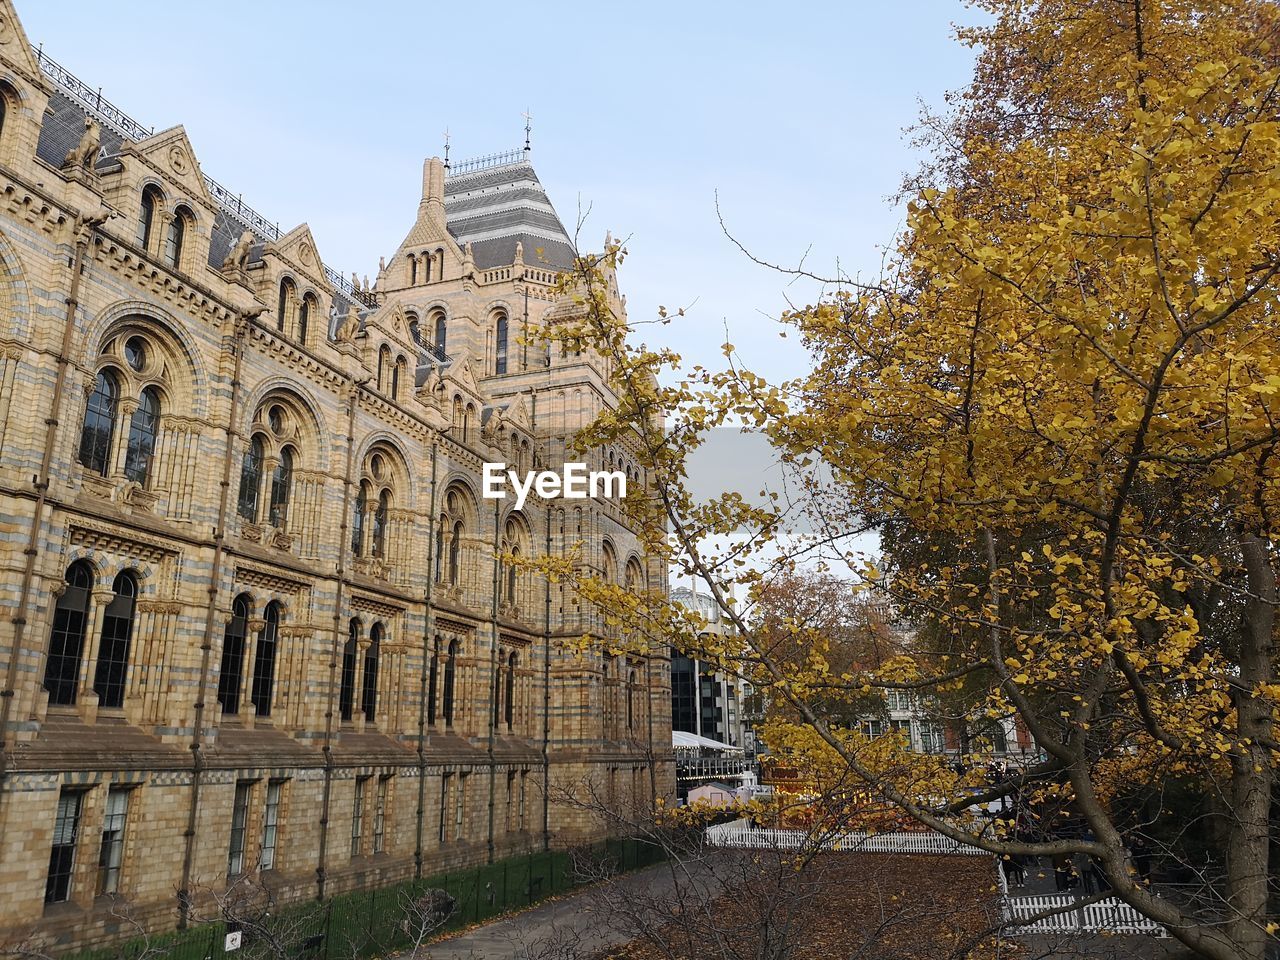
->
[17,0,985,388]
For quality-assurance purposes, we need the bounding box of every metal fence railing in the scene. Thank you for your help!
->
[704,822,988,856]
[61,838,665,960]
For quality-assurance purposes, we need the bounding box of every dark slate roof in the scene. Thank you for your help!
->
[444,159,575,271]
[36,92,126,172]
[470,235,577,272]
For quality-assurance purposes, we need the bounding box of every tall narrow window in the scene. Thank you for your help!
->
[218,594,251,715]
[377,346,391,393]
[628,670,638,730]
[495,314,508,375]
[372,490,389,558]
[96,787,130,895]
[436,248,445,282]
[260,780,282,871]
[298,295,312,344]
[351,483,368,556]
[442,640,458,725]
[137,186,161,251]
[427,638,440,725]
[449,521,462,585]
[44,561,94,706]
[79,370,119,476]
[505,652,517,730]
[351,777,369,857]
[504,660,514,732]
[339,619,359,722]
[454,774,466,841]
[362,624,381,723]
[93,570,138,709]
[249,601,280,718]
[409,319,421,345]
[434,313,447,357]
[268,446,293,528]
[373,776,389,854]
[164,206,189,268]
[46,789,83,904]
[123,386,161,486]
[434,521,445,583]
[392,357,405,400]
[237,435,265,521]
[227,781,251,877]
[277,279,295,333]
[409,254,417,285]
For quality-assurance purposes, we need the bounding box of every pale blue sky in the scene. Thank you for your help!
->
[20,0,982,383]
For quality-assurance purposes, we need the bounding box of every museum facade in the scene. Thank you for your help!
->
[0,1,671,950]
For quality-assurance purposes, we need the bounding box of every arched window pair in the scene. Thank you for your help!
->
[217,595,282,718]
[352,451,399,562]
[237,403,300,531]
[500,515,528,607]
[376,346,409,401]
[277,280,316,343]
[137,185,193,270]
[42,563,138,709]
[238,438,296,528]
[493,650,518,731]
[352,484,391,558]
[339,619,382,723]
[79,338,164,487]
[434,489,469,586]
[449,397,477,442]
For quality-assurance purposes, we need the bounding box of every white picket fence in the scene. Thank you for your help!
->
[1002,893,1167,936]
[704,821,987,855]
[705,821,1168,938]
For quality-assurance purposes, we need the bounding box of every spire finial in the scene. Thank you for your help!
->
[443,127,451,170]
[522,109,533,155]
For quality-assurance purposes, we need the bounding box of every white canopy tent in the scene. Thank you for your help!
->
[672,730,743,752]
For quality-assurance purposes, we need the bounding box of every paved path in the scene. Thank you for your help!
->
[406,862,684,960]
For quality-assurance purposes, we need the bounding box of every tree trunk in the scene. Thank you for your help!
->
[1230,534,1276,959]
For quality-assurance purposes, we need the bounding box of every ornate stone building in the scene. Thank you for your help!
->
[0,1,672,950]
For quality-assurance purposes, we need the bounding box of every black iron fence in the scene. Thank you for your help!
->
[63,838,664,960]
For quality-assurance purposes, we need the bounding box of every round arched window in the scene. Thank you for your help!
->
[124,337,146,373]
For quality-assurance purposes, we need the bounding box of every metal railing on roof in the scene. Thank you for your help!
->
[446,149,528,177]
[32,44,377,310]
[33,45,153,142]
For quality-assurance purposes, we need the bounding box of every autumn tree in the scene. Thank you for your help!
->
[535,1,1280,958]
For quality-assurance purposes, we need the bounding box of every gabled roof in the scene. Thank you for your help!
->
[444,158,576,271]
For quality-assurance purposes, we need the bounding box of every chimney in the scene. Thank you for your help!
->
[420,156,446,219]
